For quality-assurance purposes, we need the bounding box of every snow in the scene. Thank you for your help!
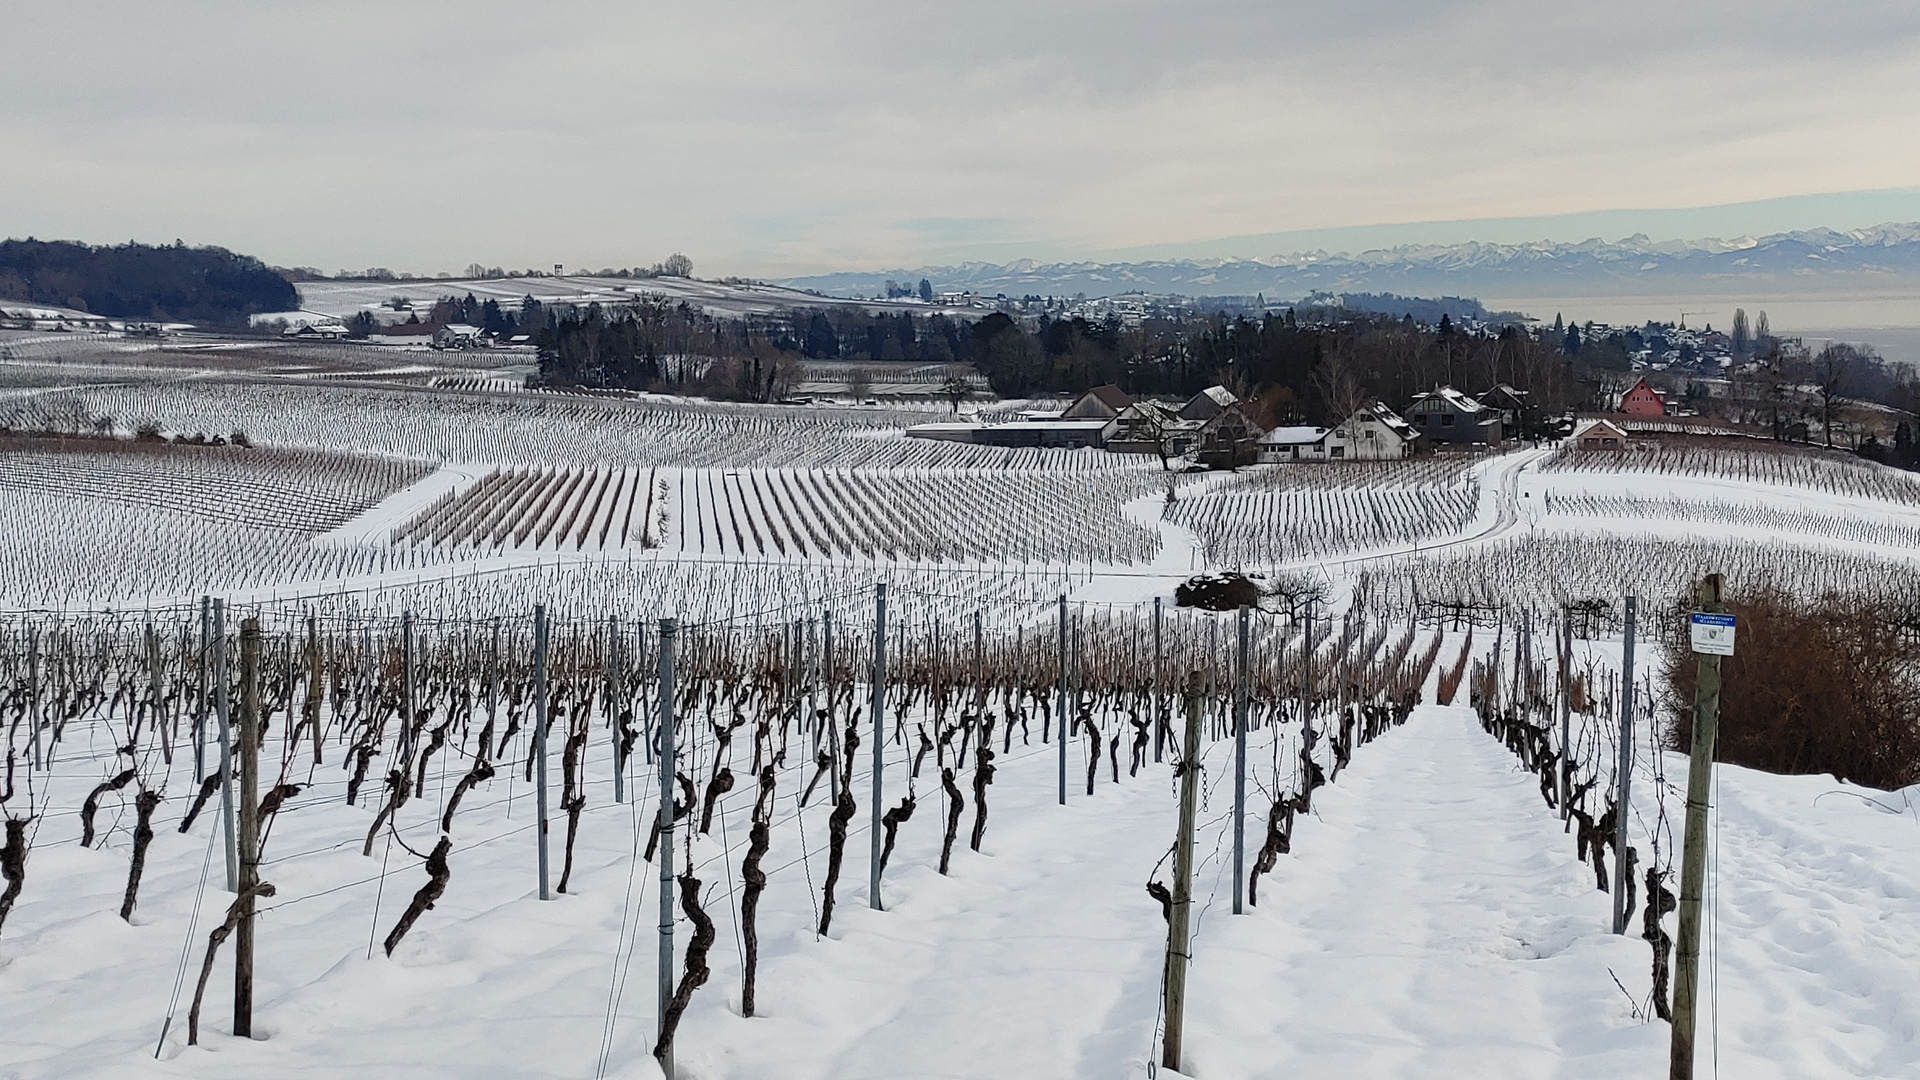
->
[7,688,1912,1078]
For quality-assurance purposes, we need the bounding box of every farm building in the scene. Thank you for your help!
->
[1257,424,1332,462]
[1060,384,1132,419]
[1103,401,1200,456]
[1257,402,1419,462]
[1476,383,1540,438]
[1619,377,1669,418]
[1406,386,1502,446]
[1179,385,1239,422]
[1570,418,1630,450]
[1193,402,1264,469]
[433,324,485,349]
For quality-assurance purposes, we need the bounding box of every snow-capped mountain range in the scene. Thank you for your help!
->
[785,222,1920,301]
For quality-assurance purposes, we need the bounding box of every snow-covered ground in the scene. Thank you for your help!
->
[5,700,1911,1078]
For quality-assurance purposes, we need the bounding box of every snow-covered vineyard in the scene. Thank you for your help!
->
[0,338,1914,1079]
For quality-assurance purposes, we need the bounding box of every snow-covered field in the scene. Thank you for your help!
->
[0,347,1916,1078]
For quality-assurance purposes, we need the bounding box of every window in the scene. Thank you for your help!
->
[1331,445,1346,459]
[1442,414,1455,426]
[1365,430,1375,439]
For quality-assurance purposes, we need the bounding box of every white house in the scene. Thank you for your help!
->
[1257,402,1419,462]
[1257,425,1332,462]
[1569,418,1630,451]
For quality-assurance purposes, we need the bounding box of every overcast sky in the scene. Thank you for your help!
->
[4,2,1919,277]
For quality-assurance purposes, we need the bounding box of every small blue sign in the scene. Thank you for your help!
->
[1691,612,1735,656]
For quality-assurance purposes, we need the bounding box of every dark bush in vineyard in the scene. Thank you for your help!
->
[1176,573,1259,611]
[1662,591,1920,790]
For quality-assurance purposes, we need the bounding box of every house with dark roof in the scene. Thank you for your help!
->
[1060,384,1132,419]
[1406,387,1502,446]
[1476,383,1539,438]
[1179,385,1238,422]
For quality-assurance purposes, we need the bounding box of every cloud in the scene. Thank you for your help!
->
[2,1,1916,276]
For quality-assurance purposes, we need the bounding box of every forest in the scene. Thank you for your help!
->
[0,239,297,325]
[531,298,1585,427]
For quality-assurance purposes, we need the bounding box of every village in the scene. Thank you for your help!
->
[904,377,1662,468]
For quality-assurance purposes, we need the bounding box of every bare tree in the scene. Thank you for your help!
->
[939,375,972,414]
[846,369,873,402]
[1311,339,1369,426]
[1814,344,1855,447]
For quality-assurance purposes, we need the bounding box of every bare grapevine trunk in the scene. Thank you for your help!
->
[653,871,714,1062]
[440,761,495,832]
[80,768,137,847]
[0,816,28,935]
[187,882,276,1045]
[819,786,855,935]
[177,771,223,833]
[120,790,163,920]
[383,837,452,956]
[877,794,916,876]
[970,745,995,852]
[938,767,963,875]
[740,765,775,1017]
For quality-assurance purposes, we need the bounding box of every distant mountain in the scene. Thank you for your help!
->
[784,223,1920,303]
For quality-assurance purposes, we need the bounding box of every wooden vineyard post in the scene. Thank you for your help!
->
[1670,575,1724,1079]
[27,625,40,771]
[401,612,416,764]
[145,622,170,765]
[1299,599,1313,739]
[234,617,262,1038]
[610,616,624,805]
[488,617,500,746]
[972,609,983,708]
[214,599,237,892]
[655,618,678,1080]
[534,606,551,902]
[1057,595,1067,805]
[1233,605,1248,915]
[825,609,837,803]
[1558,606,1572,823]
[1163,671,1205,1073]
[1153,596,1165,764]
[196,596,209,781]
[870,583,886,911]
[1612,595,1638,933]
[306,616,323,765]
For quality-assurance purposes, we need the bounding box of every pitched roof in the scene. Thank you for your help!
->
[1358,401,1418,439]
[1408,386,1486,413]
[1571,418,1630,441]
[1259,425,1329,446]
[1179,384,1239,420]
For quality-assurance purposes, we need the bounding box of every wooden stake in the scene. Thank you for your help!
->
[1670,575,1722,1079]
[1233,605,1248,915]
[1162,671,1204,1073]
[1612,595,1638,933]
[534,606,550,901]
[234,617,262,1038]
[869,583,886,911]
[656,618,678,1080]
[214,600,237,893]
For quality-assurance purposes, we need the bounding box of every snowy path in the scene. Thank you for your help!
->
[1184,705,1661,1078]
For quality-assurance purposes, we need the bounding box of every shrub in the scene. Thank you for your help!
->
[1662,590,1920,790]
[1175,572,1260,611]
